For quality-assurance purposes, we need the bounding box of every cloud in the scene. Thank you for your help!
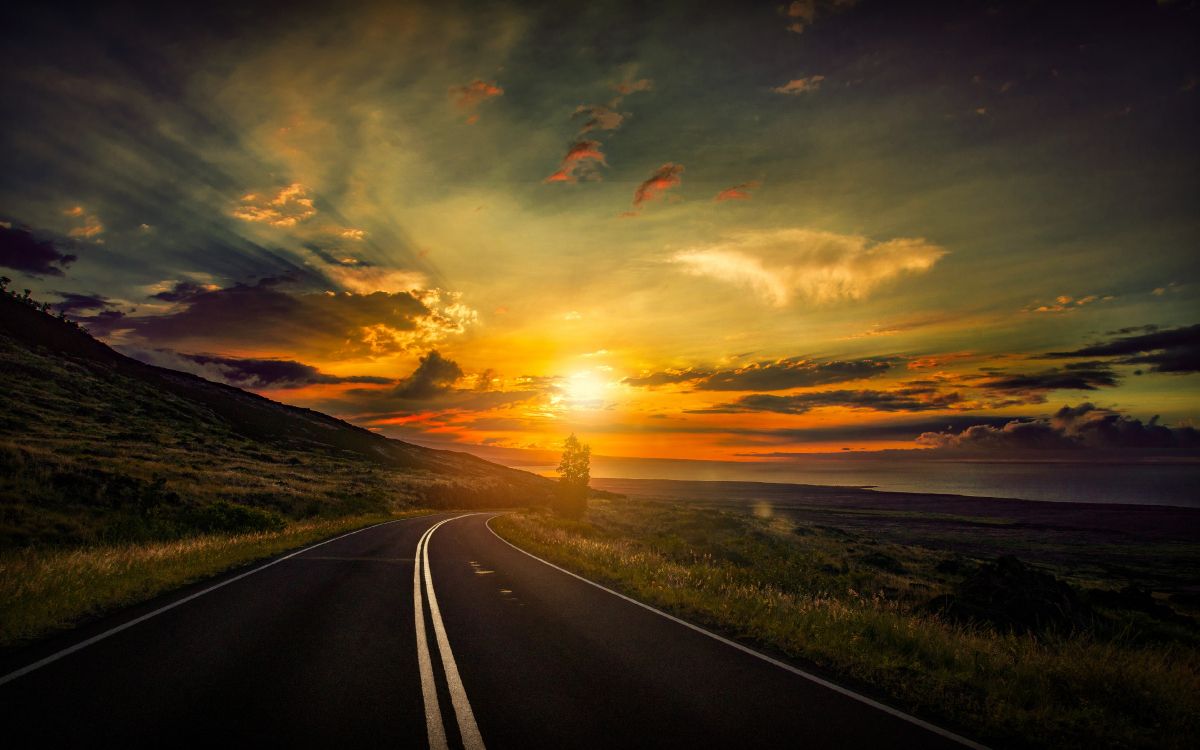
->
[315,354,545,419]
[125,349,392,389]
[232,183,316,228]
[979,364,1119,395]
[714,181,761,202]
[545,139,607,183]
[573,104,625,133]
[150,280,219,302]
[917,403,1200,456]
[906,352,976,370]
[623,368,714,388]
[52,292,114,315]
[1046,323,1200,374]
[449,79,504,121]
[79,276,476,360]
[699,387,962,415]
[392,350,464,399]
[323,264,429,295]
[625,357,892,391]
[626,162,683,213]
[772,76,825,95]
[1023,293,1114,313]
[699,358,893,391]
[671,228,945,306]
[781,0,859,34]
[0,226,77,277]
[613,78,653,97]
[547,75,651,183]
[63,206,104,239]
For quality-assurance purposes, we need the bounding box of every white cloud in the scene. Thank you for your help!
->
[324,264,429,295]
[671,228,946,307]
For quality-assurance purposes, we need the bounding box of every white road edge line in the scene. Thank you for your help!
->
[414,521,450,750]
[485,515,989,750]
[0,515,429,688]
[422,514,486,750]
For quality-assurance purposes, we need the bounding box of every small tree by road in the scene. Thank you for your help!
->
[555,433,590,518]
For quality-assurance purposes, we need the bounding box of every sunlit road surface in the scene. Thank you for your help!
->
[0,513,982,748]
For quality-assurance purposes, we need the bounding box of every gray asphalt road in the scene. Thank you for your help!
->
[0,513,981,748]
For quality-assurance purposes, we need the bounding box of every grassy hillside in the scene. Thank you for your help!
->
[0,288,554,549]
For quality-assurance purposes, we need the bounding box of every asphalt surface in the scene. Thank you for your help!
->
[0,513,979,748]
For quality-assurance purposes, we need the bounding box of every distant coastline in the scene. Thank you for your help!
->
[561,458,1200,508]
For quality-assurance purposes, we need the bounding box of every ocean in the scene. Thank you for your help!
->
[531,457,1200,508]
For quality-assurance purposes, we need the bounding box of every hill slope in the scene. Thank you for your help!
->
[0,290,554,547]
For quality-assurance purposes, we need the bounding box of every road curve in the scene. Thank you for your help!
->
[0,512,981,748]
[428,513,977,750]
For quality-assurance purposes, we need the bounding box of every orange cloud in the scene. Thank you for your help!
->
[907,352,976,370]
[613,78,653,97]
[1023,293,1114,313]
[773,76,825,95]
[450,79,503,108]
[64,205,104,239]
[782,1,859,34]
[232,183,316,227]
[714,181,761,202]
[545,139,607,183]
[630,162,684,210]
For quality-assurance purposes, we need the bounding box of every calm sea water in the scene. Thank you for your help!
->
[532,458,1200,508]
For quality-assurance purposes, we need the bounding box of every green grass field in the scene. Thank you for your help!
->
[493,499,1200,750]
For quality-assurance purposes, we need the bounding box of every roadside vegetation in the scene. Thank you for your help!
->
[0,286,552,647]
[0,510,435,648]
[493,499,1200,749]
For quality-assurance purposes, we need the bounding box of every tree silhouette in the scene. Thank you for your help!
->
[555,433,590,518]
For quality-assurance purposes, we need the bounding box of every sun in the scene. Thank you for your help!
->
[563,371,608,409]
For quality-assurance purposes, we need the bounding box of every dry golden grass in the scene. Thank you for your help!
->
[0,511,432,647]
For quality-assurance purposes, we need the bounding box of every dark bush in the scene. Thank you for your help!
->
[926,555,1096,634]
[184,501,285,534]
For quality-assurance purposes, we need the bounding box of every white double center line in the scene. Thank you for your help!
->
[413,515,485,750]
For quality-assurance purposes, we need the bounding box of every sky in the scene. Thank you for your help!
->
[1,0,1197,472]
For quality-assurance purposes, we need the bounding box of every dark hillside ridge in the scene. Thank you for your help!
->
[0,291,518,476]
[0,290,553,546]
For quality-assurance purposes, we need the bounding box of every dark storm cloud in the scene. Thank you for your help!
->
[696,387,962,415]
[625,357,893,391]
[77,276,461,359]
[1047,324,1200,374]
[698,358,894,391]
[52,291,113,314]
[622,368,714,388]
[979,364,1119,393]
[150,281,210,302]
[178,353,392,389]
[118,347,391,389]
[392,350,464,400]
[0,226,76,277]
[316,351,543,418]
[917,403,1200,456]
